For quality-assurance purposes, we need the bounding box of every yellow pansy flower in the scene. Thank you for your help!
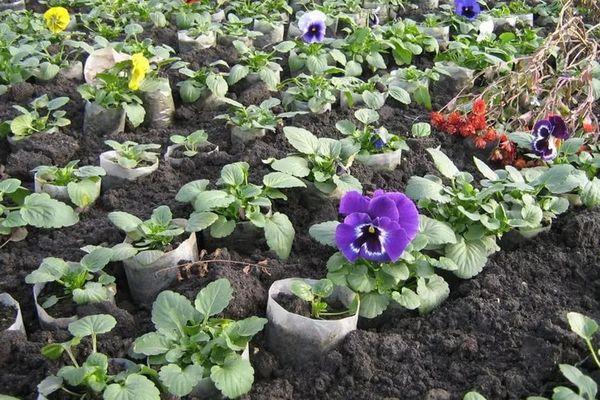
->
[44,7,70,34]
[128,53,150,91]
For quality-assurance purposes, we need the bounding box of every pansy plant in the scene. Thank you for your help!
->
[290,278,358,319]
[108,205,186,266]
[309,190,456,318]
[33,160,106,209]
[298,10,327,44]
[172,60,230,103]
[132,279,267,398]
[265,126,362,196]
[169,129,212,157]
[219,14,262,42]
[331,27,391,76]
[531,115,570,161]
[332,75,387,110]
[337,108,409,155]
[228,40,284,91]
[215,98,303,132]
[385,65,449,110]
[280,72,339,114]
[176,162,305,259]
[454,0,482,20]
[275,39,334,76]
[104,140,161,170]
[0,95,70,141]
[379,19,439,66]
[25,247,118,309]
[38,314,161,400]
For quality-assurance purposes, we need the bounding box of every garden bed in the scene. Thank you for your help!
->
[0,0,600,398]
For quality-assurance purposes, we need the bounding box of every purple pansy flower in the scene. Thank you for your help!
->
[368,8,380,27]
[335,190,420,263]
[298,10,327,43]
[372,127,388,150]
[454,0,481,19]
[532,115,569,161]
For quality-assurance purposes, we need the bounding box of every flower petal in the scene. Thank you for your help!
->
[368,196,399,221]
[533,120,553,139]
[377,217,411,262]
[339,191,369,216]
[532,137,557,161]
[549,115,569,139]
[335,213,371,262]
[298,10,327,32]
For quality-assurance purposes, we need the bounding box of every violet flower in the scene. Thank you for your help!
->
[369,8,380,27]
[298,10,327,43]
[532,115,569,161]
[454,0,481,19]
[335,190,419,263]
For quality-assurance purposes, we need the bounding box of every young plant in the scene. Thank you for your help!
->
[172,60,229,103]
[386,65,448,110]
[0,95,70,141]
[265,126,362,196]
[108,205,185,266]
[77,59,147,128]
[379,18,439,66]
[215,98,301,132]
[0,178,78,247]
[337,108,409,155]
[0,43,40,94]
[332,75,386,110]
[104,140,161,169]
[219,14,262,42]
[276,39,334,75]
[309,190,455,318]
[25,247,117,308]
[33,160,106,208]
[176,162,305,259]
[281,72,338,113]
[169,130,211,157]
[228,40,283,91]
[331,27,391,76]
[133,279,267,398]
[290,279,357,319]
[38,314,161,400]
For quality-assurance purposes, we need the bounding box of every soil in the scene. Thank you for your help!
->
[0,2,598,399]
[37,282,77,319]
[0,302,17,331]
[275,293,350,321]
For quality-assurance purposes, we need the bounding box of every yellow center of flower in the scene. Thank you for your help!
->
[44,7,70,34]
[368,226,375,234]
[128,53,150,91]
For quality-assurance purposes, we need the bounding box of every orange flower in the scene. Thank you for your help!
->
[484,128,497,141]
[470,114,487,131]
[447,111,462,126]
[490,149,503,161]
[431,112,445,129]
[474,137,487,149]
[583,118,595,133]
[473,98,486,116]
[459,123,476,137]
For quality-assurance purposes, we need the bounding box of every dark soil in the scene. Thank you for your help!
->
[0,4,598,400]
[0,303,17,331]
[275,293,349,321]
[38,282,76,319]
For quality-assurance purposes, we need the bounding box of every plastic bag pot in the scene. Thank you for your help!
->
[190,346,250,397]
[164,142,218,167]
[231,126,266,146]
[0,293,25,335]
[363,3,391,23]
[289,100,331,114]
[0,0,24,10]
[178,30,216,53]
[84,48,131,84]
[199,92,230,111]
[34,170,102,206]
[212,9,225,22]
[266,278,359,365]
[58,61,83,81]
[7,134,41,153]
[218,34,252,49]
[419,26,450,49]
[123,231,199,306]
[339,91,366,110]
[253,20,284,48]
[33,281,116,330]
[432,63,474,100]
[83,101,126,136]
[492,14,533,33]
[203,221,264,256]
[141,78,175,129]
[99,150,159,190]
[244,70,280,90]
[356,149,404,171]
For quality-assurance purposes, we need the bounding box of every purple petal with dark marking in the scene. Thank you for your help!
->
[339,191,370,216]
[549,115,569,139]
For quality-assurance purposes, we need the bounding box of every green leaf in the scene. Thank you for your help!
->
[474,157,499,181]
[283,126,320,154]
[268,156,310,177]
[521,204,543,227]
[559,364,597,400]
[427,147,459,179]
[210,216,236,238]
[151,206,172,226]
[354,108,379,125]
[411,122,431,137]
[405,176,447,202]
[220,162,248,186]
[123,103,146,127]
[290,280,314,302]
[233,316,268,337]
[463,392,487,400]
[20,193,78,228]
[72,282,111,304]
[0,178,21,193]
[308,221,340,247]
[581,178,600,208]
[194,191,235,212]
[445,237,489,279]
[159,364,204,396]
[10,114,34,136]
[264,212,295,259]
[104,374,160,400]
[194,278,233,319]
[187,211,219,232]
[262,172,306,189]
[388,86,411,104]
[392,288,420,310]
[108,212,143,233]
[176,180,210,203]
[68,314,117,337]
[67,180,101,208]
[25,257,69,284]
[152,291,196,339]
[417,275,449,314]
[206,74,228,98]
[80,248,113,272]
[419,216,456,246]
[359,293,390,318]
[567,312,598,341]
[210,356,254,399]
[133,331,172,356]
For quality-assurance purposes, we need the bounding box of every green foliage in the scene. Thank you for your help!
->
[170,130,210,157]
[266,126,362,196]
[228,40,283,90]
[331,27,390,75]
[216,97,303,132]
[104,140,160,170]
[176,162,304,259]
[386,65,449,110]
[290,278,357,319]
[0,95,70,140]
[379,18,439,66]
[133,279,267,398]
[173,60,230,103]
[281,72,339,113]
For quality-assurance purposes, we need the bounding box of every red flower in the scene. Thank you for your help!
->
[583,118,595,133]
[474,137,487,149]
[447,111,462,126]
[445,123,458,135]
[459,123,476,137]
[473,98,486,116]
[469,114,487,131]
[431,112,445,130]
[484,128,497,141]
